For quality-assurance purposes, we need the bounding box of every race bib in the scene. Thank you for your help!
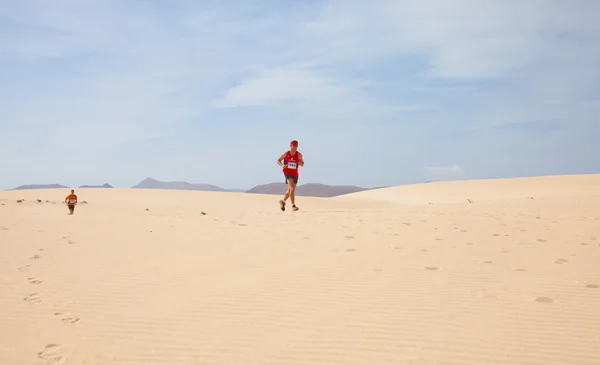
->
[69,199,75,204]
[287,162,297,169]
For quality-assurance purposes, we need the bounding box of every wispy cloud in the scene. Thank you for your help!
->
[1,0,599,189]
[211,67,356,108]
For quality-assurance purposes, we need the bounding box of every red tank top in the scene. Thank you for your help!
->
[283,150,300,176]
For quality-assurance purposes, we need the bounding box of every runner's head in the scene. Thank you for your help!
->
[290,140,298,152]
[71,189,74,193]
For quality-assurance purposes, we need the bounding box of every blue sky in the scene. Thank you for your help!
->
[1,0,599,190]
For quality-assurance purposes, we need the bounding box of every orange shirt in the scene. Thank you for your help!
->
[66,194,77,204]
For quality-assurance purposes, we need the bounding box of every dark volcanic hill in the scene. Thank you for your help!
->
[246,182,369,197]
[10,184,68,190]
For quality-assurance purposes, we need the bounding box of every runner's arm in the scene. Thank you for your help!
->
[298,152,304,166]
[277,152,287,167]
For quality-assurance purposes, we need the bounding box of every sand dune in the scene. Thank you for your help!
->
[341,174,600,205]
[1,175,599,364]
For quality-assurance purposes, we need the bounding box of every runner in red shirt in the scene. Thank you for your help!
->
[277,140,304,211]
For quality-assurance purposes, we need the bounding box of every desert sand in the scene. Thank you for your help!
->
[1,174,599,365]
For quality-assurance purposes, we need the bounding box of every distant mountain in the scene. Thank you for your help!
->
[8,178,375,197]
[246,183,288,195]
[79,183,113,188]
[246,182,370,197]
[10,184,69,190]
[131,177,239,192]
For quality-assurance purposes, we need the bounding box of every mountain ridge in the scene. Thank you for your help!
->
[7,178,374,197]
[79,183,113,188]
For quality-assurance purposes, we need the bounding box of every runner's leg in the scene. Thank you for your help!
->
[286,179,295,200]
[289,177,298,210]
[283,175,293,202]
[280,175,291,210]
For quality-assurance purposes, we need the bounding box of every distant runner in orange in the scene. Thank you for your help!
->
[64,189,77,215]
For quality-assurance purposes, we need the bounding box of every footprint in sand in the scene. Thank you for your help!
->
[466,242,474,246]
[585,283,599,289]
[402,222,412,226]
[515,268,528,272]
[493,233,501,237]
[554,258,569,265]
[580,242,589,246]
[344,236,354,240]
[345,248,357,252]
[535,297,554,303]
[482,260,494,264]
[18,265,31,271]
[537,239,547,243]
[62,236,76,244]
[24,293,42,304]
[54,312,81,324]
[425,266,439,271]
[30,255,41,260]
[37,344,68,364]
[61,316,81,324]
[28,278,43,285]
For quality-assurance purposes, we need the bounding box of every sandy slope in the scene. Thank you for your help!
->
[339,174,600,205]
[1,175,599,365]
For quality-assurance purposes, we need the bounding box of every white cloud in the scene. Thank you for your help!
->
[211,67,347,108]
[289,0,600,126]
[210,64,430,123]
